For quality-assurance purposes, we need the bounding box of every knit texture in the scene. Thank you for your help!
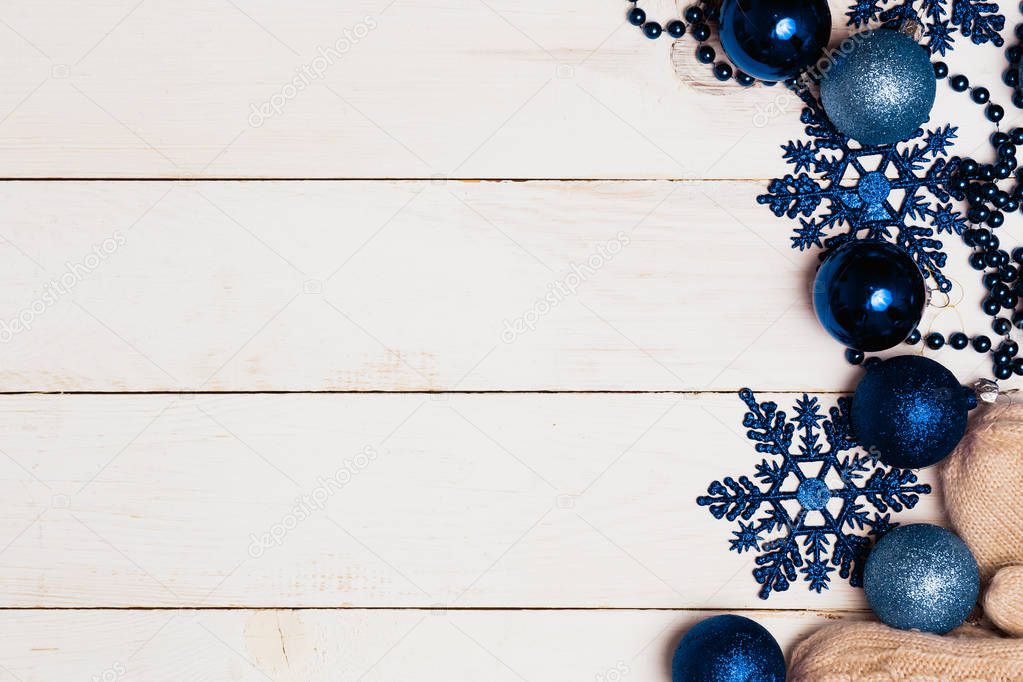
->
[788,621,1023,681]
[986,565,1023,637]
[789,402,1023,680]
[942,402,1023,579]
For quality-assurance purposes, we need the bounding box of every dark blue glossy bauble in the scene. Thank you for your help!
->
[820,29,936,145]
[672,615,785,682]
[852,355,969,468]
[864,524,979,634]
[719,0,832,81]
[813,240,926,352]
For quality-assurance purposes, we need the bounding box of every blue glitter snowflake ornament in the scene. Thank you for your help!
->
[758,88,966,292]
[697,390,931,599]
[846,0,1004,55]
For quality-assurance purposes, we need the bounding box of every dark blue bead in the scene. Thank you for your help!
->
[718,0,831,81]
[906,328,922,345]
[972,87,991,103]
[1009,46,1023,63]
[1007,69,1022,87]
[993,131,1011,147]
[926,332,945,350]
[713,62,733,81]
[996,162,1012,179]
[1005,198,1020,212]
[974,335,992,352]
[642,21,663,39]
[988,211,1005,228]
[987,104,1006,122]
[1015,90,1023,109]
[1014,311,1023,328]
[691,23,711,41]
[961,158,979,175]
[950,332,970,349]
[683,6,704,23]
[995,350,1013,366]
[1014,358,1023,375]
[999,265,1018,281]
[628,7,646,26]
[1003,340,1019,356]
[983,298,1001,315]
[845,348,865,365]
[970,252,988,270]
[1014,247,1023,263]
[995,363,1014,380]
[985,250,1002,268]
[666,20,686,38]
[950,176,968,192]
[813,241,926,352]
[1013,128,1023,145]
[984,272,1001,288]
[863,356,883,370]
[933,61,948,79]
[950,74,969,91]
[994,317,1013,335]
[696,45,715,63]
[735,70,755,86]
[980,164,996,180]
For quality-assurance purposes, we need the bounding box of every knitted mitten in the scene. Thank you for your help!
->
[789,402,1023,681]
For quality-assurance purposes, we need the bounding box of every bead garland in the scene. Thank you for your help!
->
[1005,22,1023,109]
[625,4,1023,385]
[844,63,1023,381]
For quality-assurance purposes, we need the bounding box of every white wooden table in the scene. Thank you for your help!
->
[0,1,1015,679]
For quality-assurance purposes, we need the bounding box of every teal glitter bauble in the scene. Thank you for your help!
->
[820,29,936,145]
[671,615,785,682]
[864,524,979,634]
[851,355,969,469]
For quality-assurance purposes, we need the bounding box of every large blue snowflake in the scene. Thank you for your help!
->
[697,390,931,599]
[758,88,965,292]
[846,0,1004,55]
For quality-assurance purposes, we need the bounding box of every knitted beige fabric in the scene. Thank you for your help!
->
[986,565,1023,637]
[788,402,1023,680]
[942,402,1023,579]
[788,621,1023,681]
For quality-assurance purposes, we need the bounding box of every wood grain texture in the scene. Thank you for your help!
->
[0,392,940,608]
[0,608,865,681]
[0,0,1014,178]
[0,180,998,392]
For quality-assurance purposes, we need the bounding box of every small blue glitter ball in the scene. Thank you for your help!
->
[820,29,936,145]
[865,524,979,634]
[719,0,832,82]
[671,615,785,682]
[813,240,926,352]
[851,355,969,468]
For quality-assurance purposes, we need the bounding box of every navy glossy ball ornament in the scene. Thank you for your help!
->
[812,240,926,352]
[718,0,832,82]
[864,524,979,634]
[852,355,969,468]
[671,615,785,682]
[820,29,936,145]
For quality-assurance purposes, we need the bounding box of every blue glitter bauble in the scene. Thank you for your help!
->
[851,355,968,468]
[813,240,926,352]
[719,0,832,81]
[671,615,785,682]
[820,29,936,145]
[864,524,979,634]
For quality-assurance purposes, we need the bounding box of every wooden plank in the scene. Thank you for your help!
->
[0,0,1012,178]
[0,392,941,608]
[0,180,995,392]
[0,608,863,680]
